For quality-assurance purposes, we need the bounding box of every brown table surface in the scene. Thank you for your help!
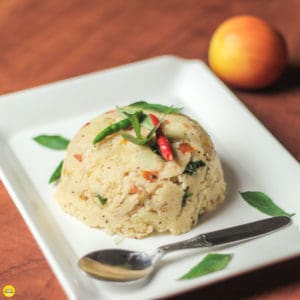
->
[0,1,299,299]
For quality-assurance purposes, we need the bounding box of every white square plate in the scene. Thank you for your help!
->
[0,56,299,300]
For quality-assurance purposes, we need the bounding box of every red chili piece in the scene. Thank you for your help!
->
[149,113,174,161]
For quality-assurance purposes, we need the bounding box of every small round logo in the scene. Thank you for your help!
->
[2,285,16,298]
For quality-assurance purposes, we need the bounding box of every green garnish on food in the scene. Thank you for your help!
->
[182,187,193,207]
[33,135,69,150]
[49,160,64,183]
[96,194,108,205]
[183,160,205,175]
[94,103,178,146]
[117,106,163,131]
[93,110,144,145]
[120,108,170,145]
[240,191,295,217]
[129,101,182,114]
[179,253,232,280]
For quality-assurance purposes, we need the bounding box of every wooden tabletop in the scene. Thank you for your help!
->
[0,1,299,299]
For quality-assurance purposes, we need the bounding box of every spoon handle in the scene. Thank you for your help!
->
[158,234,212,253]
[158,216,291,254]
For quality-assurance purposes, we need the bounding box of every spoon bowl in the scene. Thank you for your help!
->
[78,249,160,282]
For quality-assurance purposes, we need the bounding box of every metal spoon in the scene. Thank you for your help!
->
[78,216,291,282]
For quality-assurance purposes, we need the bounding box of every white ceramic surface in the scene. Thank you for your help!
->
[0,56,299,300]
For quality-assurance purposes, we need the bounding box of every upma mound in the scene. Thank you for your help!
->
[54,106,226,238]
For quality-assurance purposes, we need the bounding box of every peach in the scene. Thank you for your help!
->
[208,15,288,89]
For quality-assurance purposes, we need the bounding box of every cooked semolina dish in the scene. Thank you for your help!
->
[54,103,225,238]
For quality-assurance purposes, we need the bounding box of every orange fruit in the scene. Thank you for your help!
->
[208,15,287,89]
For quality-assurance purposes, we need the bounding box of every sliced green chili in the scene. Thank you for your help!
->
[93,110,144,145]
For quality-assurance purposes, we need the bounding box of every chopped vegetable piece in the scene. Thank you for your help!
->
[79,193,88,201]
[33,135,69,150]
[129,101,182,113]
[179,142,195,154]
[142,170,159,182]
[73,153,83,162]
[128,185,139,194]
[96,194,107,205]
[49,160,63,183]
[182,187,193,207]
[149,113,174,161]
[179,253,232,280]
[120,138,128,145]
[93,110,144,145]
[182,122,192,129]
[240,191,295,217]
[184,160,205,175]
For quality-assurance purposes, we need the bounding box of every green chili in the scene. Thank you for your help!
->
[93,110,144,145]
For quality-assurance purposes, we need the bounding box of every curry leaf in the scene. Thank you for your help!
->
[183,160,205,175]
[49,160,63,183]
[129,101,182,114]
[117,106,157,130]
[182,187,193,207]
[140,114,154,130]
[179,253,232,280]
[34,135,69,150]
[96,194,107,205]
[116,106,137,116]
[240,191,295,217]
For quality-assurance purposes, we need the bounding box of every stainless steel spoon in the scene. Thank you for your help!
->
[78,216,291,282]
